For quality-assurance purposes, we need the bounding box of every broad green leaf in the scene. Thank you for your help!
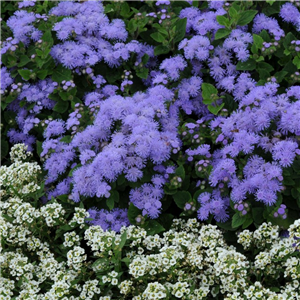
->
[120,2,133,18]
[259,30,271,42]
[293,56,300,69]
[274,71,288,83]
[18,69,31,80]
[154,45,169,56]
[253,34,264,49]
[174,165,185,180]
[257,62,274,72]
[208,103,225,115]
[252,207,264,224]
[242,214,253,229]
[236,58,256,71]
[266,0,275,5]
[201,83,218,104]
[144,220,165,235]
[42,30,53,45]
[216,15,230,27]
[173,191,192,209]
[232,212,247,228]
[229,6,238,18]
[136,68,149,79]
[128,203,141,224]
[215,28,231,40]
[237,10,258,26]
[1,139,8,160]
[53,101,69,113]
[174,17,187,43]
[283,32,297,49]
[52,65,72,83]
[37,69,48,80]
[150,32,165,43]
[18,55,31,67]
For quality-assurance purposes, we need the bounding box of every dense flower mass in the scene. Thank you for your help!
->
[1,0,300,231]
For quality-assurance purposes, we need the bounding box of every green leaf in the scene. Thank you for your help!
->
[252,207,264,225]
[150,32,166,43]
[18,69,31,80]
[291,188,299,199]
[1,139,8,160]
[266,0,275,5]
[214,28,231,40]
[120,2,132,18]
[37,70,48,80]
[174,18,187,43]
[257,62,274,72]
[274,71,288,83]
[259,30,271,42]
[252,34,264,49]
[53,101,69,113]
[173,191,192,209]
[283,32,296,49]
[293,56,300,69]
[242,214,253,229]
[232,213,247,228]
[208,103,224,115]
[128,203,141,224]
[154,45,170,56]
[118,231,127,250]
[42,30,53,44]
[216,15,230,27]
[18,55,31,67]
[144,220,165,235]
[236,58,256,71]
[237,10,258,26]
[106,191,119,210]
[136,68,149,79]
[174,165,185,180]
[229,6,238,18]
[201,83,218,104]
[52,65,72,83]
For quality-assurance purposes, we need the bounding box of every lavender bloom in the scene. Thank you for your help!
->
[179,7,201,32]
[1,67,14,94]
[208,0,224,10]
[87,208,130,232]
[6,10,42,45]
[18,0,36,8]
[179,36,211,61]
[279,3,300,28]
[44,120,66,139]
[49,2,82,16]
[272,140,299,167]
[197,190,229,222]
[223,29,253,62]
[230,156,283,205]
[253,13,285,40]
[159,55,187,81]
[129,183,163,219]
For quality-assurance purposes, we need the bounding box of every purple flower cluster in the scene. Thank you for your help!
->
[1,67,14,94]
[3,10,42,49]
[197,190,229,222]
[50,1,154,70]
[87,208,130,232]
[129,183,163,219]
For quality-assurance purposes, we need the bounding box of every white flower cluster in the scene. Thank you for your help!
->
[40,201,66,227]
[1,144,41,197]
[1,147,300,300]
